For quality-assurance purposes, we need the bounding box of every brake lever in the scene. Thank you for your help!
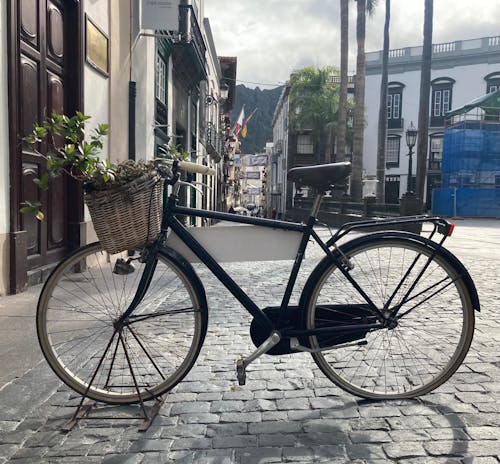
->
[178,181,204,196]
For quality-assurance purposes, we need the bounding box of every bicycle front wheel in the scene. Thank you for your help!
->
[37,242,207,404]
[306,234,475,399]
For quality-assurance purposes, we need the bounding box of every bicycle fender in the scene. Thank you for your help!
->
[300,231,480,313]
[160,245,210,325]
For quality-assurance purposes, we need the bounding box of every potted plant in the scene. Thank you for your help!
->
[22,111,183,254]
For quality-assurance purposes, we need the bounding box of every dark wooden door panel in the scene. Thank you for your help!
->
[20,0,40,48]
[18,0,68,268]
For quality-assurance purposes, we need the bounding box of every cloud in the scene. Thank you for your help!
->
[205,0,500,88]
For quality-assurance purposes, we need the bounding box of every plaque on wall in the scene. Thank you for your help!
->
[85,15,109,77]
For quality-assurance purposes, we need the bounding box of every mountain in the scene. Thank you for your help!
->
[230,84,284,154]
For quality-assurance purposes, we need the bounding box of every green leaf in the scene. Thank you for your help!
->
[33,173,50,190]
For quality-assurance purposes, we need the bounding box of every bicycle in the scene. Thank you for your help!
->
[36,160,479,405]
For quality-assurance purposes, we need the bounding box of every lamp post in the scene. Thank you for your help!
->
[405,122,418,194]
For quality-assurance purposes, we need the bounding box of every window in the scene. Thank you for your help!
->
[386,136,401,167]
[155,51,167,105]
[431,78,454,126]
[485,72,500,93]
[387,83,404,129]
[385,175,400,204]
[429,135,443,171]
[297,134,313,154]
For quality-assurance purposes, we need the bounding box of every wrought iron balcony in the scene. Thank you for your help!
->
[206,122,224,162]
[175,3,207,81]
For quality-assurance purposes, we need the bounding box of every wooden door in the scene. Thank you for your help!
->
[8,0,83,291]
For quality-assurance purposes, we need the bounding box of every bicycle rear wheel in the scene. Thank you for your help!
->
[305,234,475,399]
[37,242,207,404]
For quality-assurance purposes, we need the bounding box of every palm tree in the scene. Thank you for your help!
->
[376,0,390,202]
[351,0,377,201]
[415,0,434,210]
[337,0,349,163]
[289,66,341,164]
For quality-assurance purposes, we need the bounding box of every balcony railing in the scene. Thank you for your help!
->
[177,4,207,77]
[206,122,225,161]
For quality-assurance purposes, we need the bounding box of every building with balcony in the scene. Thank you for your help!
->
[364,36,500,207]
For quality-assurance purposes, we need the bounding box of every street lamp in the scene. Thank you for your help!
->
[405,122,418,194]
[219,81,229,101]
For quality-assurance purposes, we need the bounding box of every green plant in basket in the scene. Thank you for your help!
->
[21,112,161,219]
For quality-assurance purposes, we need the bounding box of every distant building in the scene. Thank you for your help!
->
[364,36,500,208]
[270,84,290,217]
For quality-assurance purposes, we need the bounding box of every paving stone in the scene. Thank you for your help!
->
[101,454,144,464]
[350,430,393,443]
[206,423,248,437]
[210,400,244,413]
[160,423,206,439]
[213,434,258,448]
[219,412,261,423]
[170,401,211,415]
[235,446,282,464]
[242,399,277,412]
[383,442,428,459]
[248,420,302,435]
[261,411,288,421]
[170,437,212,451]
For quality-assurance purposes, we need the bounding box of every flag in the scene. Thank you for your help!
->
[233,106,245,137]
[241,108,258,138]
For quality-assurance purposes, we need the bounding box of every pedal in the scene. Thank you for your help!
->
[236,359,246,386]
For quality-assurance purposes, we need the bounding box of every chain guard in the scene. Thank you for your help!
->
[250,305,378,355]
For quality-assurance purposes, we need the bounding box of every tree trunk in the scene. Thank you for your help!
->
[351,0,366,201]
[376,0,390,202]
[337,0,349,163]
[415,0,433,211]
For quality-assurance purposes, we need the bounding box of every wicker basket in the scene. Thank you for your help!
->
[84,175,163,254]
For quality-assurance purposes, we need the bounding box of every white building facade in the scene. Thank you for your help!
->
[364,36,500,207]
[269,84,290,217]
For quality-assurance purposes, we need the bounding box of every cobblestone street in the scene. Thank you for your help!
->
[0,219,499,463]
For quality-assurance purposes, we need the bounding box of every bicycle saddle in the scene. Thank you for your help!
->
[287,162,352,191]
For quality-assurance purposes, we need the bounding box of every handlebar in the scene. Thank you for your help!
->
[178,161,216,176]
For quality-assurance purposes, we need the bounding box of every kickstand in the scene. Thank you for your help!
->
[62,329,166,432]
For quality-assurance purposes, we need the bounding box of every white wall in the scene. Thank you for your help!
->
[83,0,110,158]
[132,36,156,161]
[0,1,9,236]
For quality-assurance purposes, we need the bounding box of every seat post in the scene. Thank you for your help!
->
[310,193,324,218]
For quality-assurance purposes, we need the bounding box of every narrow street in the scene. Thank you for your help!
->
[0,219,499,463]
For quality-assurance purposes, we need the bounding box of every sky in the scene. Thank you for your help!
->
[204,0,500,89]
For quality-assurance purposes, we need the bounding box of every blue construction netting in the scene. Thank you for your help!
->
[433,121,500,216]
[433,187,500,217]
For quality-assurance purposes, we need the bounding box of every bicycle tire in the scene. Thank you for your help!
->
[303,233,475,399]
[37,242,208,404]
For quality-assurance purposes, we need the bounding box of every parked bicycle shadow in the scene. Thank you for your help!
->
[231,396,470,464]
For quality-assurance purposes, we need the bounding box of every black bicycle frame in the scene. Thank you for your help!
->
[165,205,314,332]
[160,189,387,339]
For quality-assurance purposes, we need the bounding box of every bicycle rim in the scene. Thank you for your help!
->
[307,237,474,399]
[37,242,205,404]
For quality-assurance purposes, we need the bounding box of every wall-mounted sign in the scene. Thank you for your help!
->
[85,16,109,76]
[141,0,180,31]
[245,154,267,166]
[243,171,261,180]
